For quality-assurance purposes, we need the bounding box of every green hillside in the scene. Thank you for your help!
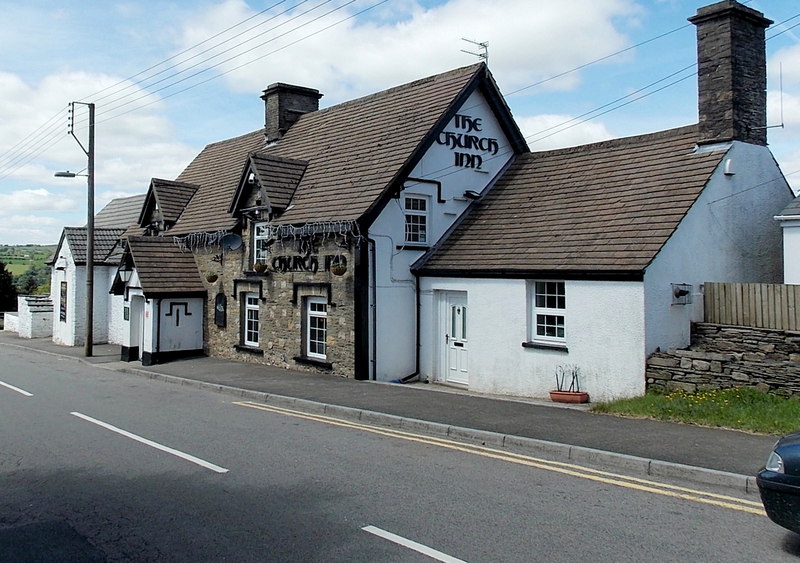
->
[0,245,56,276]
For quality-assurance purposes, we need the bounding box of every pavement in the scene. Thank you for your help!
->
[0,331,779,495]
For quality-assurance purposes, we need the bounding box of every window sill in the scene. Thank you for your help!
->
[244,270,269,277]
[235,344,264,356]
[293,355,333,370]
[522,341,568,352]
[396,244,430,251]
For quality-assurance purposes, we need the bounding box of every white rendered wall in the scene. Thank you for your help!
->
[125,291,203,357]
[51,241,78,346]
[3,313,19,333]
[644,142,792,354]
[16,296,53,339]
[49,239,115,346]
[106,268,126,345]
[369,89,516,381]
[121,274,143,349]
[157,297,204,352]
[418,277,646,402]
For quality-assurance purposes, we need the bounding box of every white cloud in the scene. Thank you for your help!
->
[517,114,615,150]
[0,69,197,202]
[0,215,65,245]
[174,0,639,103]
[0,189,76,215]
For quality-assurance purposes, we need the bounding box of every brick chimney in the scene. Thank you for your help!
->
[689,1,772,146]
[260,83,323,142]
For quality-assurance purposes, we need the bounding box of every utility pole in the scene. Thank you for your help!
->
[55,102,95,356]
[85,102,95,358]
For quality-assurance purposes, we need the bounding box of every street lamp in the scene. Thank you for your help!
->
[55,101,95,357]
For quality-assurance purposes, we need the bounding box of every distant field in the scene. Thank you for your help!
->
[0,245,56,277]
[6,264,29,276]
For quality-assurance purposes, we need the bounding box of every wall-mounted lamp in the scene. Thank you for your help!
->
[118,265,133,284]
[672,283,693,305]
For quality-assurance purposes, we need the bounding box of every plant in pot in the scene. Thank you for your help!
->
[205,273,218,283]
[549,365,589,403]
[330,255,347,276]
[252,261,267,273]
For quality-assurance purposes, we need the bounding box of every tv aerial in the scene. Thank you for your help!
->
[461,38,488,66]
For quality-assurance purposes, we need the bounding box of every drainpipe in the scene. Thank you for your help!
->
[368,237,377,380]
[155,298,162,364]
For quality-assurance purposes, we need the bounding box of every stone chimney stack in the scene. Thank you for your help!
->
[261,83,323,142]
[689,1,772,146]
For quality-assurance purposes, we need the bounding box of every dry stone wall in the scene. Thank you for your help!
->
[646,323,800,396]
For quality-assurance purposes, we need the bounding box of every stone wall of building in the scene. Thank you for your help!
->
[646,323,800,396]
[195,232,357,378]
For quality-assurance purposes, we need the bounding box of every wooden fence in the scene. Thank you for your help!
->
[704,282,800,331]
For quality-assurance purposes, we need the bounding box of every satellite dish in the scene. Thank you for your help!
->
[221,233,243,251]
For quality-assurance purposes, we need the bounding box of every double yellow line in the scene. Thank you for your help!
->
[233,401,765,516]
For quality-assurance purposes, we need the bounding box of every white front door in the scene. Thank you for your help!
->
[444,292,468,386]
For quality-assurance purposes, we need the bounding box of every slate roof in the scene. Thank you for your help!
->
[139,179,199,227]
[58,227,127,265]
[94,194,146,229]
[415,125,728,279]
[169,130,267,235]
[125,236,205,296]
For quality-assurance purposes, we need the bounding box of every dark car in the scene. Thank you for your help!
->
[758,431,800,533]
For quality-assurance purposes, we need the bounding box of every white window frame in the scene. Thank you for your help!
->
[530,281,566,345]
[243,293,260,347]
[253,222,270,265]
[305,296,328,360]
[403,194,429,245]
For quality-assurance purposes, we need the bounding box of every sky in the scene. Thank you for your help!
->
[0,0,798,245]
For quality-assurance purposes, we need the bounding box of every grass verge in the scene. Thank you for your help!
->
[590,387,800,435]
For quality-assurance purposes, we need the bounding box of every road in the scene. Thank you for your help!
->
[1,345,798,562]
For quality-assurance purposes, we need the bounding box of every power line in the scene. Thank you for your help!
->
[0,0,371,181]
[92,0,321,107]
[90,0,300,104]
[99,0,390,124]
[98,0,349,122]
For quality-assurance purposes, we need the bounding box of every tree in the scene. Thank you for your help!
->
[0,260,17,311]
[14,264,50,296]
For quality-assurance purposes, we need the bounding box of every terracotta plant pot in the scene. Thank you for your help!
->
[549,390,590,404]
